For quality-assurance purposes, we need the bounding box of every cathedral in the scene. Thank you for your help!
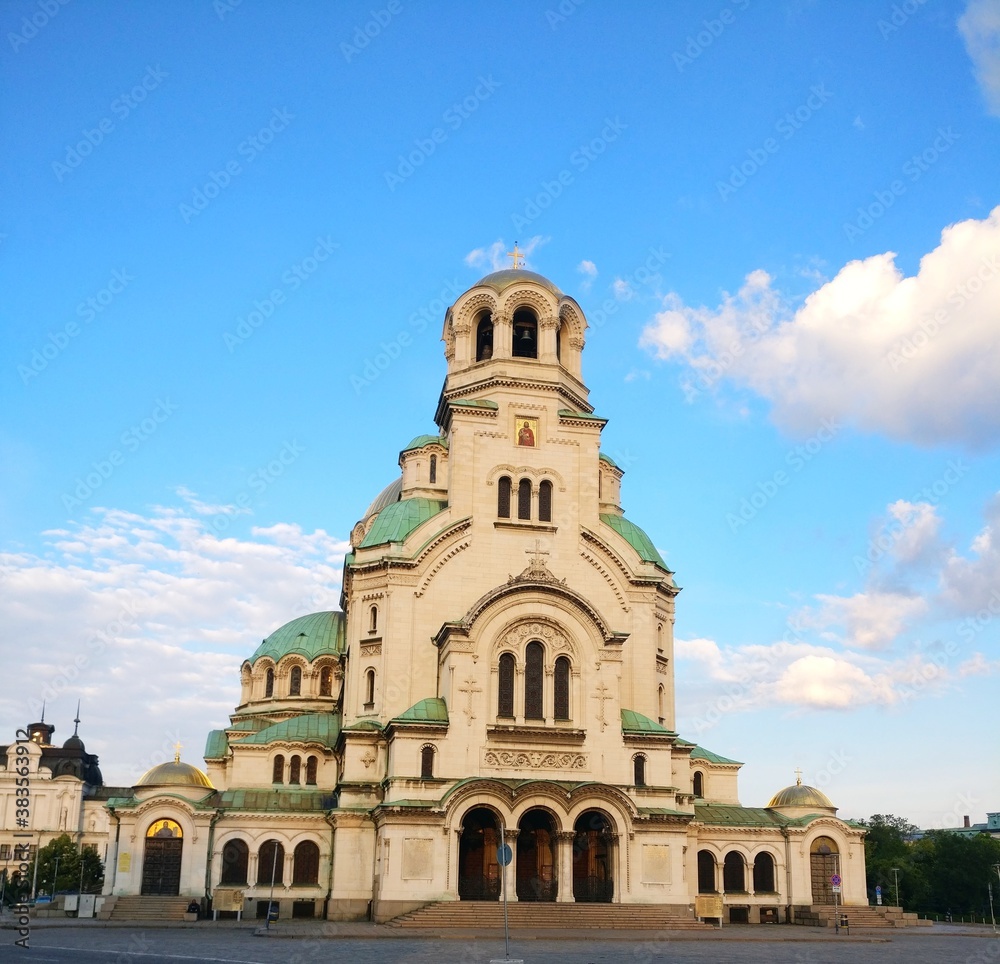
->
[3,265,868,924]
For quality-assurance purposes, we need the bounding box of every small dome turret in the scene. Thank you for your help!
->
[767,773,836,812]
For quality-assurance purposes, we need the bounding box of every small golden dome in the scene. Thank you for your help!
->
[767,773,834,810]
[136,760,214,790]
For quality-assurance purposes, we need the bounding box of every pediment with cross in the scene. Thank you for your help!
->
[509,540,565,586]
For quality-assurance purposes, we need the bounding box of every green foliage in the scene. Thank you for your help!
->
[859,814,1000,916]
[30,834,105,896]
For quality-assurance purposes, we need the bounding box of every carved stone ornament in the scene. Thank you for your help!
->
[360,642,382,657]
[483,748,587,770]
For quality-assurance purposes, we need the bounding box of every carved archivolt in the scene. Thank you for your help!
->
[495,618,576,658]
[559,302,587,343]
[487,463,566,490]
[454,292,498,330]
[579,547,630,614]
[483,748,587,770]
[415,537,471,597]
[500,287,554,317]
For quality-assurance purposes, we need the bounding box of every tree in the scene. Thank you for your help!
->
[857,813,918,905]
[31,835,104,896]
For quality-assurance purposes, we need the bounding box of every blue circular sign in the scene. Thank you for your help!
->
[497,843,513,866]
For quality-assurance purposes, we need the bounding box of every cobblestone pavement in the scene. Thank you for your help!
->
[1,922,998,964]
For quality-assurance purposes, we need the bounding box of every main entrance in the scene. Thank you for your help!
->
[572,810,613,902]
[516,809,557,902]
[458,807,501,900]
[141,819,183,896]
[809,836,839,905]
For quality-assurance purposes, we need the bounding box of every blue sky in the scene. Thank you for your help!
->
[2,0,999,827]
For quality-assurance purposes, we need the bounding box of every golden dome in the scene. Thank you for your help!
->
[767,774,834,810]
[136,760,214,790]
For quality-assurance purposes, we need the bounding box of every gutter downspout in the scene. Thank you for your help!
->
[781,827,794,924]
[324,809,337,920]
[106,807,121,896]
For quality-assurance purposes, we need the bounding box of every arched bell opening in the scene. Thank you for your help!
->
[512,307,538,359]
[458,807,501,901]
[476,314,494,361]
[141,819,183,896]
[516,808,557,901]
[572,810,613,902]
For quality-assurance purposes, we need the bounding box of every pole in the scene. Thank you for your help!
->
[833,853,840,935]
[989,880,996,934]
[52,854,60,898]
[500,823,510,960]
[265,841,279,930]
[891,867,900,909]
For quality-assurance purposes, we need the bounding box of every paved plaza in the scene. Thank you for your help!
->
[1,921,998,964]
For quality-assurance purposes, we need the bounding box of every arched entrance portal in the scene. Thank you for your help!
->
[572,810,613,902]
[809,836,839,905]
[458,807,500,900]
[516,809,557,901]
[141,819,183,895]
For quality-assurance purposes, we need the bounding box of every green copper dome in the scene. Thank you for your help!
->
[250,611,346,665]
[475,269,561,296]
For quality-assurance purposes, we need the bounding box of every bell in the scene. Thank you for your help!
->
[518,326,534,343]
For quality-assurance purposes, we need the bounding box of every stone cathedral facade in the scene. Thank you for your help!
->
[91,267,867,923]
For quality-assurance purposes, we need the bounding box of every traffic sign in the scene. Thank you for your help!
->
[875,885,881,895]
[497,843,513,866]
[831,873,842,886]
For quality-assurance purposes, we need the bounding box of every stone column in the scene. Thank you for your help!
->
[504,829,519,902]
[556,832,575,902]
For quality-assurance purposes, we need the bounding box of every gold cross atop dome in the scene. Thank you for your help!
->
[174,741,183,764]
[507,242,524,269]
[794,767,803,786]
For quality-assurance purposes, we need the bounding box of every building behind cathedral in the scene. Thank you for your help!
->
[1,267,869,923]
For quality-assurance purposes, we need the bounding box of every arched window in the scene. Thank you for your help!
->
[293,841,320,885]
[753,852,776,893]
[693,771,704,798]
[319,666,333,697]
[524,641,544,720]
[289,755,301,785]
[369,605,378,634]
[420,745,435,779]
[476,314,494,361]
[538,480,552,523]
[264,667,274,698]
[657,684,665,724]
[305,756,318,786]
[497,476,512,519]
[554,656,570,720]
[497,653,515,718]
[697,850,716,893]
[633,754,646,787]
[723,852,746,893]
[220,839,249,885]
[272,754,285,784]
[364,668,376,708]
[429,454,437,484]
[257,840,284,885]
[556,321,564,362]
[289,665,302,696]
[512,307,537,358]
[517,479,531,520]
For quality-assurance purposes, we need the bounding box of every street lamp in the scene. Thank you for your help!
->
[891,867,901,909]
[265,841,279,931]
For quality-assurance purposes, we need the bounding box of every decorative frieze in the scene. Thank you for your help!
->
[483,748,587,770]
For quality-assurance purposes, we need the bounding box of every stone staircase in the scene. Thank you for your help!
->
[104,896,193,922]
[794,905,929,928]
[389,901,712,930]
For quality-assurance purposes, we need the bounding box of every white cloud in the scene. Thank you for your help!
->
[959,0,1000,116]
[770,655,892,709]
[810,591,928,650]
[464,235,549,272]
[0,502,349,785]
[577,259,598,278]
[639,207,1000,448]
[939,492,1000,614]
[612,278,633,301]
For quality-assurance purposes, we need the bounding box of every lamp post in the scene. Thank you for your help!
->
[891,867,901,909]
[51,854,60,900]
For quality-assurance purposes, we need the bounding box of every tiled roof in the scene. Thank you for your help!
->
[215,788,335,812]
[231,713,341,749]
[249,611,346,664]
[621,709,672,735]
[204,730,229,760]
[401,434,448,453]
[691,746,742,765]
[391,697,449,725]
[360,498,448,548]
[600,513,669,570]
